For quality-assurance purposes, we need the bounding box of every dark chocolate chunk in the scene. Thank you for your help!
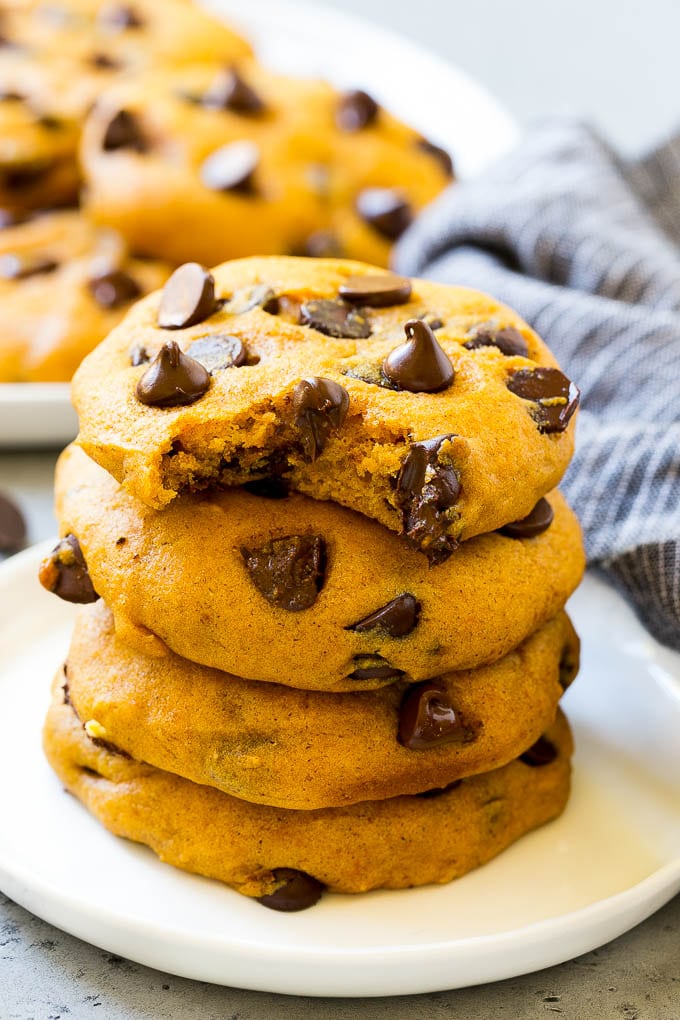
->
[499,497,554,539]
[157,262,217,329]
[520,735,558,767]
[427,317,444,331]
[293,376,350,461]
[299,231,343,259]
[135,340,210,407]
[464,324,529,358]
[507,367,580,434]
[395,435,461,564]
[300,299,371,339]
[89,52,122,70]
[242,477,290,500]
[347,655,405,681]
[87,268,141,309]
[98,4,144,30]
[200,141,259,195]
[559,638,580,691]
[417,137,454,177]
[415,779,462,799]
[0,254,58,280]
[102,109,147,152]
[38,534,99,604]
[356,188,413,240]
[0,490,26,553]
[398,681,467,750]
[347,593,420,637]
[241,534,326,611]
[257,869,325,912]
[339,272,412,307]
[129,343,149,366]
[201,67,265,115]
[188,334,246,372]
[383,318,454,393]
[336,89,379,132]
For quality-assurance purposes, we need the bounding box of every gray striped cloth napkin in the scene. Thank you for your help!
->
[395,121,680,650]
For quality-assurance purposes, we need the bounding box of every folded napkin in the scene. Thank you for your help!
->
[396,121,680,650]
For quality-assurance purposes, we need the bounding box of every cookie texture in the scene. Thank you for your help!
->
[80,61,452,268]
[44,682,573,898]
[54,445,585,690]
[0,210,169,381]
[72,257,580,556]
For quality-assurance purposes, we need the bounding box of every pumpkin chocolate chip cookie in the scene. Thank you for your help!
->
[72,257,580,559]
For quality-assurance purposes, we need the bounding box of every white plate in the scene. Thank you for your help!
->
[0,0,518,449]
[0,546,678,997]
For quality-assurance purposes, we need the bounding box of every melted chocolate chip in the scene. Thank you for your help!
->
[347,655,405,681]
[38,535,99,604]
[339,273,412,308]
[129,343,149,366]
[135,341,210,408]
[520,735,558,767]
[300,299,371,339]
[102,109,147,152]
[157,262,217,329]
[356,188,413,240]
[299,231,343,259]
[347,593,420,637]
[257,869,325,912]
[395,436,461,564]
[0,254,58,280]
[293,377,349,461]
[241,534,326,611]
[383,319,454,393]
[507,367,580,434]
[415,778,462,799]
[87,269,141,309]
[200,141,259,195]
[499,497,554,539]
[242,477,290,499]
[0,490,26,553]
[98,4,144,30]
[336,89,379,132]
[417,138,454,177]
[398,681,468,750]
[464,324,529,358]
[188,334,246,372]
[201,67,265,115]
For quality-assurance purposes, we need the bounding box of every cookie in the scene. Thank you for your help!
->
[62,600,578,809]
[72,257,580,558]
[79,61,452,268]
[0,0,251,215]
[44,682,573,902]
[52,445,585,690]
[0,210,169,381]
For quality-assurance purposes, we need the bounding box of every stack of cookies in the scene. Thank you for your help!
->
[40,256,584,911]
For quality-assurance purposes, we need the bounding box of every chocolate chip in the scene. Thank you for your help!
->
[87,269,141,309]
[427,317,444,331]
[158,262,217,329]
[499,497,554,539]
[347,655,406,681]
[342,361,397,390]
[200,141,259,195]
[299,231,343,258]
[336,89,379,132]
[559,639,580,690]
[242,477,290,500]
[0,490,26,553]
[417,138,454,177]
[201,67,265,115]
[241,535,326,611]
[2,162,54,190]
[187,334,246,372]
[415,779,462,799]
[507,367,580,434]
[356,188,413,240]
[89,52,122,70]
[383,319,454,393]
[339,273,412,308]
[464,324,529,358]
[520,735,558,767]
[98,4,144,30]
[38,535,99,604]
[300,299,371,339]
[102,109,147,152]
[293,377,349,461]
[228,283,276,314]
[257,869,325,912]
[395,436,461,564]
[398,681,467,750]
[129,343,149,366]
[0,254,58,280]
[135,341,210,408]
[36,113,65,131]
[347,593,420,637]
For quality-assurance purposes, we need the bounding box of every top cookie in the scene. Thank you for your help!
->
[73,257,580,559]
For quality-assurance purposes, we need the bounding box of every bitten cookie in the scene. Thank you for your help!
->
[44,682,573,905]
[51,445,585,690]
[62,601,578,809]
[72,257,580,558]
[0,210,169,381]
[80,61,452,268]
